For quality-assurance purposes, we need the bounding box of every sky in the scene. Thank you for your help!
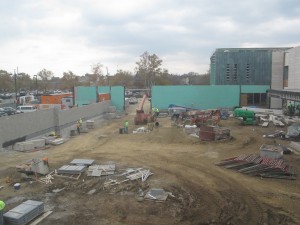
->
[0,0,300,77]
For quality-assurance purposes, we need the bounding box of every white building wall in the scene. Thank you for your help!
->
[286,46,300,89]
[270,51,284,108]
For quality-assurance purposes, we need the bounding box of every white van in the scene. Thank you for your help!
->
[16,105,37,113]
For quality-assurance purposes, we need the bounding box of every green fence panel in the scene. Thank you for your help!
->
[75,86,124,111]
[98,86,125,112]
[241,85,270,93]
[152,85,240,110]
[74,86,97,106]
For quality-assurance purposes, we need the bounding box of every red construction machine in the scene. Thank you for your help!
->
[134,94,155,125]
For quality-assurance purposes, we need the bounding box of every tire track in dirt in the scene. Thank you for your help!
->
[127,153,264,225]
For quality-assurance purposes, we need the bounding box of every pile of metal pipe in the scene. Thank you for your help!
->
[216,154,296,180]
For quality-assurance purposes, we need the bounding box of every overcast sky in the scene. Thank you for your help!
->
[0,0,299,77]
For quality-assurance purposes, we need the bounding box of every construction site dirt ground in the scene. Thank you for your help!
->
[1,101,300,225]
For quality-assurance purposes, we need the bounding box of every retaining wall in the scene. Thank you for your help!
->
[0,101,111,148]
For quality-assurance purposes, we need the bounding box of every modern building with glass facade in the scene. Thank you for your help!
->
[210,47,291,108]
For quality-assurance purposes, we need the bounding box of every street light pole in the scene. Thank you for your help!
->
[34,75,38,96]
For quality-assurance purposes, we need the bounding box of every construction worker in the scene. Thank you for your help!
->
[152,107,159,117]
[288,101,295,116]
[49,131,56,137]
[79,118,83,126]
[124,120,129,134]
[155,107,159,117]
[77,121,81,135]
[0,200,5,225]
[0,200,5,210]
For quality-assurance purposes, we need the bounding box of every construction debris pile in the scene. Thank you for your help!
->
[216,154,297,180]
[52,159,168,201]
[286,123,300,138]
[16,158,50,175]
[104,168,153,188]
[184,125,198,135]
[10,157,172,206]
[132,126,149,133]
[199,125,231,141]
[258,114,285,127]
[263,130,285,138]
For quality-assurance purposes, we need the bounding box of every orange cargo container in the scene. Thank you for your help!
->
[98,93,110,102]
[41,93,73,104]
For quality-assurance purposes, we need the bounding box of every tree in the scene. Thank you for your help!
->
[37,69,54,91]
[110,70,134,87]
[61,71,79,89]
[0,70,13,91]
[154,69,172,85]
[17,73,32,91]
[186,71,210,85]
[90,63,104,86]
[135,51,163,88]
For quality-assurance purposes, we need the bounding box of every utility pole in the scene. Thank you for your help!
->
[14,69,17,107]
[106,67,111,93]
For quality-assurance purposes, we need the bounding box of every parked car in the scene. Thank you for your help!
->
[1,107,17,115]
[16,105,37,113]
[0,110,8,117]
[129,97,138,104]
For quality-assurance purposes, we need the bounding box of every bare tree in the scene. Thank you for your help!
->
[111,70,134,87]
[135,51,162,88]
[62,71,79,89]
[37,69,54,92]
[90,63,104,86]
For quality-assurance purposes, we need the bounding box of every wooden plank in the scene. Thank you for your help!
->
[28,211,53,225]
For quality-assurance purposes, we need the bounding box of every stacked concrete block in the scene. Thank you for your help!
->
[13,139,46,152]
[47,138,65,145]
[42,136,56,144]
[86,120,95,129]
[104,113,117,120]
[4,200,44,225]
[260,144,283,159]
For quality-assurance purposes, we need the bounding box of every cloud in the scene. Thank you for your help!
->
[0,0,300,77]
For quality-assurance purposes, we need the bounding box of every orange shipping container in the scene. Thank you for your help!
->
[98,93,110,102]
[41,93,72,104]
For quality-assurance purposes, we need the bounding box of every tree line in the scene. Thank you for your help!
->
[0,51,210,93]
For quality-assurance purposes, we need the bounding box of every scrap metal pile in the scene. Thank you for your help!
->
[216,154,297,180]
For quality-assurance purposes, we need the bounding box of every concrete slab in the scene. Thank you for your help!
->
[13,139,46,152]
[144,188,168,202]
[57,165,86,174]
[47,138,64,145]
[290,142,300,154]
[4,200,44,225]
[87,164,115,177]
[70,159,94,166]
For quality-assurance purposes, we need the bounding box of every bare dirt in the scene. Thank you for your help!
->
[1,101,300,225]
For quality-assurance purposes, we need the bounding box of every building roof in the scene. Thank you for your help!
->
[215,47,292,53]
